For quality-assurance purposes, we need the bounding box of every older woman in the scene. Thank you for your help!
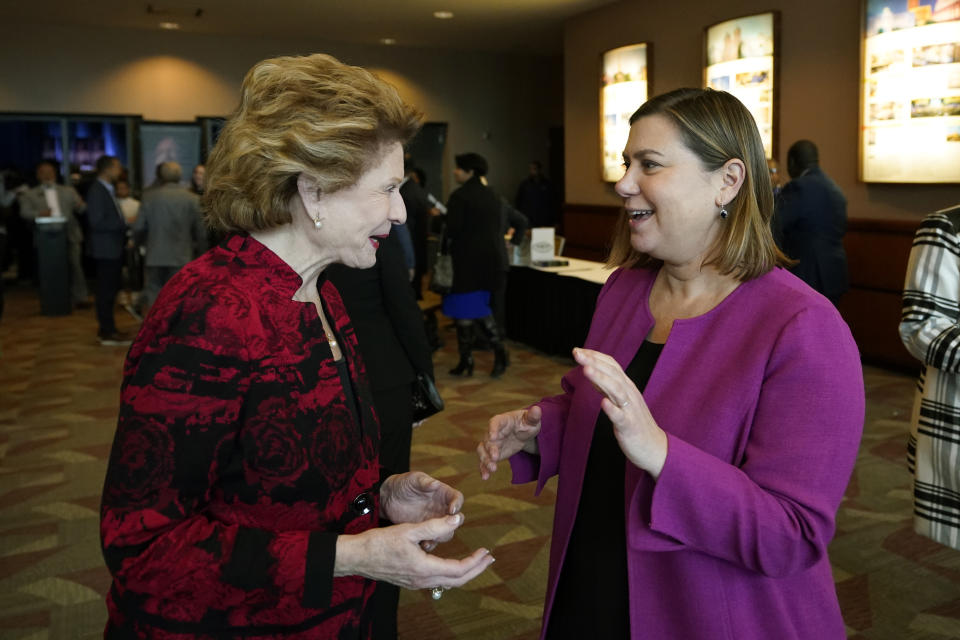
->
[478,88,864,639]
[100,54,494,640]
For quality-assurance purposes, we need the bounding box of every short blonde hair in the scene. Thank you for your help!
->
[204,53,422,233]
[607,88,790,280]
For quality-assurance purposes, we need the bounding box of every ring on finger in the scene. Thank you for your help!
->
[431,586,445,600]
[619,399,630,409]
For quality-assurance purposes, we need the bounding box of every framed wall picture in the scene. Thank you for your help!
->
[601,43,651,182]
[138,122,202,189]
[704,12,779,159]
[860,0,960,183]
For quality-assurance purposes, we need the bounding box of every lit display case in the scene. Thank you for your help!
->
[601,43,651,182]
[138,122,202,188]
[704,12,779,159]
[861,0,960,183]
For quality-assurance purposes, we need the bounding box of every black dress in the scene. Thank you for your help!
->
[546,340,664,639]
[325,227,436,640]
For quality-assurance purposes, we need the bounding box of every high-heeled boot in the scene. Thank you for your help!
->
[449,321,475,376]
[479,315,509,378]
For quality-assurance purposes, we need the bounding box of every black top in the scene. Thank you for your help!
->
[445,176,506,293]
[546,340,664,639]
[325,226,434,390]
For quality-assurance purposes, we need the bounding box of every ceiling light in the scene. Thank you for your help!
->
[159,21,181,30]
[380,38,397,45]
[433,10,454,19]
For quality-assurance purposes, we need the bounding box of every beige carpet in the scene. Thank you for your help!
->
[0,282,958,639]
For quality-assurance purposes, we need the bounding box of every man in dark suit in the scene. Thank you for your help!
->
[775,140,849,305]
[514,160,557,228]
[399,160,436,299]
[86,155,132,345]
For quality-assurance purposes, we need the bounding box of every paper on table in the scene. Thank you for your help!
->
[530,227,555,263]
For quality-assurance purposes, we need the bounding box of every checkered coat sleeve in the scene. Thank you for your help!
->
[900,206,960,550]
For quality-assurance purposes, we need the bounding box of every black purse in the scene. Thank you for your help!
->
[411,372,444,422]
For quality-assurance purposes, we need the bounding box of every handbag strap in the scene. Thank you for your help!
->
[437,221,451,255]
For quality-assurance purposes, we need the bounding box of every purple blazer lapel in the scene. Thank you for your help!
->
[566,267,658,453]
[544,266,661,625]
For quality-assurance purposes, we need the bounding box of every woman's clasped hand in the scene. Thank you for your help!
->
[336,472,495,590]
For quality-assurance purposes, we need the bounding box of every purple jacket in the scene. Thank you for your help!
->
[510,266,864,639]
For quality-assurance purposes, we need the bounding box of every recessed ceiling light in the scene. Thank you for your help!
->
[380,38,397,45]
[433,10,454,19]
[159,21,181,30]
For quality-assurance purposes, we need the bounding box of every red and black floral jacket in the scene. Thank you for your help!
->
[100,235,381,639]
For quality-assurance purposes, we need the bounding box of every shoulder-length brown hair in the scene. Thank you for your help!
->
[204,53,422,234]
[607,88,790,280]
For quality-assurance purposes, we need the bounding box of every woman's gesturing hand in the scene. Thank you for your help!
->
[335,514,495,590]
[478,406,542,480]
[573,347,668,479]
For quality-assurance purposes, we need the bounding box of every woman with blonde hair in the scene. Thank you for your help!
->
[479,88,864,639]
[101,54,494,639]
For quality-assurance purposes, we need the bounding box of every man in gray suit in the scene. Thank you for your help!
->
[133,162,205,308]
[18,161,89,307]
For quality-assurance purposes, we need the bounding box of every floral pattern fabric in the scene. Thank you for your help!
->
[101,234,381,639]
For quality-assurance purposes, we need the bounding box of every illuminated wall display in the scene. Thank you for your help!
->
[139,122,202,188]
[704,12,778,159]
[601,43,650,182]
[861,0,960,183]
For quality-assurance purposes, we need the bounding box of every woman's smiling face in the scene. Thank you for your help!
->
[615,114,727,270]
[312,141,407,269]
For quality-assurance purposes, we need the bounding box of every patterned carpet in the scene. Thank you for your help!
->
[0,281,958,639]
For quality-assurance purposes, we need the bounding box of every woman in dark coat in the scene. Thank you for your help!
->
[327,224,438,639]
[443,152,509,377]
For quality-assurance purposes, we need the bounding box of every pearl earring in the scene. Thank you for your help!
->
[719,205,728,219]
[314,214,323,230]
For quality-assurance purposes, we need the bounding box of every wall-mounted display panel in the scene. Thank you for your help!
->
[704,12,778,159]
[601,43,650,182]
[861,0,960,183]
[138,122,202,189]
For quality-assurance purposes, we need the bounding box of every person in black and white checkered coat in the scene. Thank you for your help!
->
[901,204,960,551]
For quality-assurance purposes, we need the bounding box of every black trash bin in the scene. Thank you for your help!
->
[35,218,71,316]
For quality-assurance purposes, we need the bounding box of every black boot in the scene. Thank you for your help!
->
[491,346,508,378]
[449,321,474,376]
[479,315,509,378]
